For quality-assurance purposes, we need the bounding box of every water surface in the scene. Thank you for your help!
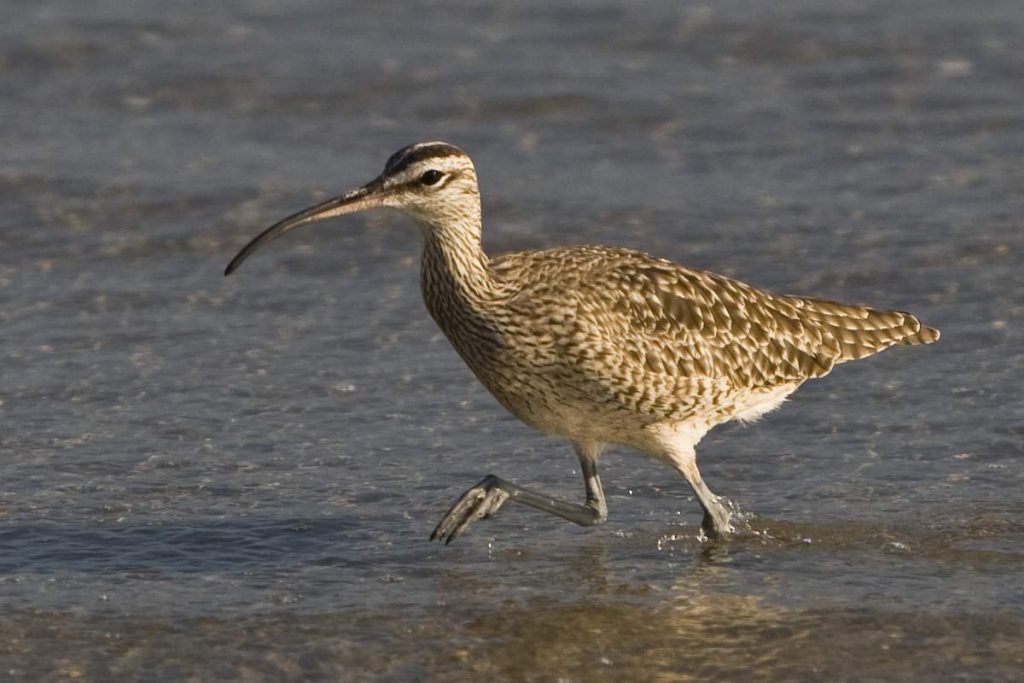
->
[2,0,1022,679]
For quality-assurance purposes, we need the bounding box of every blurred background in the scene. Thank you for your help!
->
[1,0,1022,679]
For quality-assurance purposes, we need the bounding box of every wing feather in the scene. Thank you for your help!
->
[491,245,937,422]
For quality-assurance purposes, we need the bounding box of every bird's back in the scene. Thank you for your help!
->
[482,245,937,431]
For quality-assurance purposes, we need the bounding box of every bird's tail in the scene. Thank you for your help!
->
[785,296,940,363]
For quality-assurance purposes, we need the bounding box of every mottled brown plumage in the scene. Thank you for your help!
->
[226,141,939,543]
[482,246,937,430]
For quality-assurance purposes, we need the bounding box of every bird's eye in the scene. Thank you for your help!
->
[419,170,445,186]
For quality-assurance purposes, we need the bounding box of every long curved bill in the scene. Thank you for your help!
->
[224,178,386,276]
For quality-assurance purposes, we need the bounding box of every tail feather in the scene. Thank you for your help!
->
[783,295,939,364]
[898,324,940,347]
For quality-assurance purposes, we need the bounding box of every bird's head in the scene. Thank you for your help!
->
[225,141,480,275]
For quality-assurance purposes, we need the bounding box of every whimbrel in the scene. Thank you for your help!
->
[225,141,939,543]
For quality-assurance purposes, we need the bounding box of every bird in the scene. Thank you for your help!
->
[225,141,939,544]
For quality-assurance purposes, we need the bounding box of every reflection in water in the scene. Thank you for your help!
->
[422,526,1023,680]
[3,565,1020,680]
[448,595,1023,681]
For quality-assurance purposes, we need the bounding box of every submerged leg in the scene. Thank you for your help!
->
[666,445,733,538]
[430,441,607,545]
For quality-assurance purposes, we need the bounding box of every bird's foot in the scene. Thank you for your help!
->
[700,503,735,540]
[430,474,510,545]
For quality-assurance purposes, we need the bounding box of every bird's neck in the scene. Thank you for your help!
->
[419,216,499,311]
[418,213,509,384]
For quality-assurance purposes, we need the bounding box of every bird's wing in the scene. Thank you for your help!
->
[498,246,932,390]
[577,258,842,389]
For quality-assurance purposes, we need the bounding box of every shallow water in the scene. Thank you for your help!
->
[2,0,1023,680]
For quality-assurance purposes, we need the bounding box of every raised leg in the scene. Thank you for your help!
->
[430,441,607,545]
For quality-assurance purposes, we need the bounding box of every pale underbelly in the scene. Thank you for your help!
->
[482,372,802,446]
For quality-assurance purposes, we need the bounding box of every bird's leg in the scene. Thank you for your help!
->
[430,442,607,545]
[690,475,733,540]
[668,448,734,539]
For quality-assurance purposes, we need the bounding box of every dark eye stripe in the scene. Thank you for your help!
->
[385,143,466,174]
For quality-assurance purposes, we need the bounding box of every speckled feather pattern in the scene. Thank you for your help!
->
[425,243,935,439]
[396,143,939,449]
[228,141,941,538]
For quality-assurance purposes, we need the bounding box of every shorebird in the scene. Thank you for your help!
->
[225,141,939,543]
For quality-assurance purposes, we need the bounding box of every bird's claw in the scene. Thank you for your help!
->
[430,474,510,544]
